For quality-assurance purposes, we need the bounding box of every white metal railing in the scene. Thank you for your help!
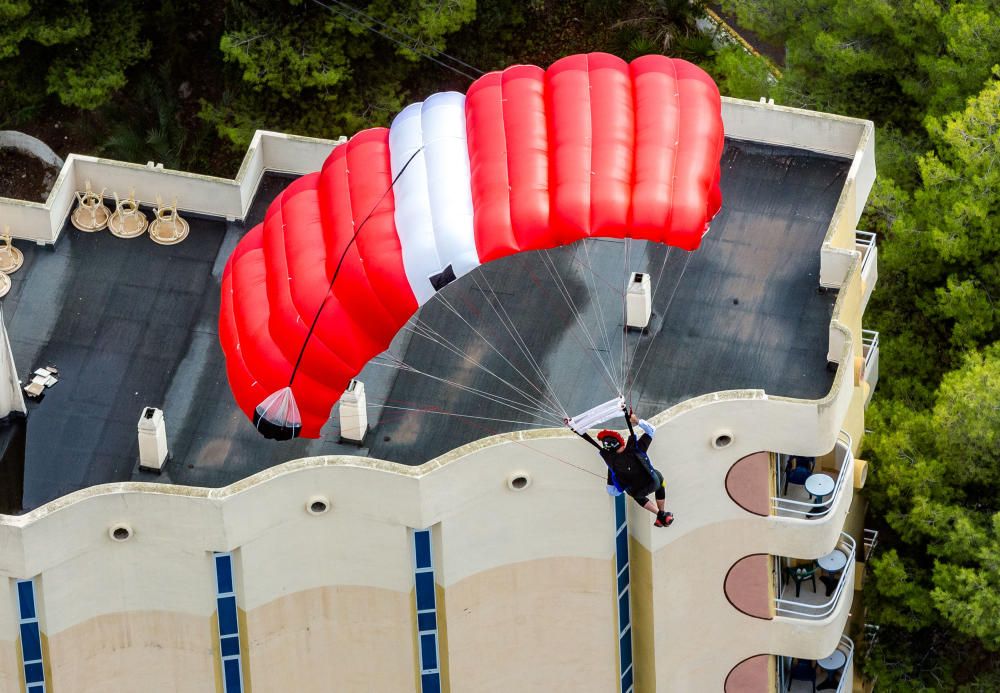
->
[862,329,879,403]
[863,528,879,562]
[833,635,855,693]
[772,431,853,518]
[856,231,876,275]
[863,623,881,657]
[856,231,878,311]
[776,532,856,619]
[776,635,855,692]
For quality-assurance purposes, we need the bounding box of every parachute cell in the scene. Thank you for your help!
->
[220,52,725,439]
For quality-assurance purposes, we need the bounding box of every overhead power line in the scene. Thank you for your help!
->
[308,0,484,82]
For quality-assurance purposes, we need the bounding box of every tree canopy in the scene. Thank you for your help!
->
[201,0,476,147]
[864,344,1000,688]
[0,0,149,112]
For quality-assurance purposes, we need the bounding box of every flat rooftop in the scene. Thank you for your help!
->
[5,139,847,510]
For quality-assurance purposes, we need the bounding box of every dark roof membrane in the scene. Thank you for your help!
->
[5,140,845,511]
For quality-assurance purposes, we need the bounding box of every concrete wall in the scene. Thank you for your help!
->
[0,131,64,168]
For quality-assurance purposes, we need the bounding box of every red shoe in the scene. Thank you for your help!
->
[655,511,674,527]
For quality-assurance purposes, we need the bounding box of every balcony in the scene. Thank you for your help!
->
[862,330,879,406]
[856,231,877,312]
[773,432,854,520]
[780,635,855,692]
[775,533,856,620]
[863,529,878,562]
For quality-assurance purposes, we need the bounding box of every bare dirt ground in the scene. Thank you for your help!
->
[0,148,60,202]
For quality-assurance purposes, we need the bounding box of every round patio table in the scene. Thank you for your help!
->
[804,473,835,502]
[817,649,846,671]
[817,549,848,573]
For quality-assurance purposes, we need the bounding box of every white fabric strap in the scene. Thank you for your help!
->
[568,396,626,434]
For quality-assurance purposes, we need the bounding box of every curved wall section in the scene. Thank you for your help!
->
[724,554,772,620]
[726,452,770,516]
[725,654,770,692]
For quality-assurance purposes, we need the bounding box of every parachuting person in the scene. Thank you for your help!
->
[569,405,674,527]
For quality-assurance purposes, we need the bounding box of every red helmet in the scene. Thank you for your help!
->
[597,430,625,450]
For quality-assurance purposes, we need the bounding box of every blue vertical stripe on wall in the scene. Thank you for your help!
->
[214,553,244,693]
[412,529,442,693]
[16,578,46,693]
[614,494,634,693]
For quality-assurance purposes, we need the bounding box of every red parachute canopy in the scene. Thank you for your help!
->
[220,53,724,439]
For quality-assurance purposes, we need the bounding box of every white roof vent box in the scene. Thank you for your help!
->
[626,272,652,331]
[137,407,169,473]
[338,380,369,446]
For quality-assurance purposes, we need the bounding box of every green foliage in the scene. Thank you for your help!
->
[863,345,1000,685]
[721,0,1000,129]
[0,0,149,111]
[864,72,1000,406]
[917,2,1000,117]
[101,68,188,168]
[709,43,774,101]
[609,0,710,62]
[203,0,475,149]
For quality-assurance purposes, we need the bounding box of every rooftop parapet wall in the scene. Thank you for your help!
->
[0,100,872,246]
[0,131,346,245]
[0,319,856,596]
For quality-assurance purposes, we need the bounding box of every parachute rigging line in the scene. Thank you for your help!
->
[623,243,674,387]
[620,236,631,391]
[580,239,620,387]
[400,320,560,417]
[369,399,606,480]
[429,288,568,419]
[309,0,483,82]
[469,270,568,417]
[375,402,556,428]
[389,323,566,421]
[287,145,425,388]
[370,355,565,424]
[538,249,621,397]
[626,248,694,398]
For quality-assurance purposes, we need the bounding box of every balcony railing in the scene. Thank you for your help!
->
[856,231,878,310]
[773,431,853,519]
[863,528,879,562]
[862,329,879,405]
[776,533,856,620]
[779,635,854,693]
[831,635,855,693]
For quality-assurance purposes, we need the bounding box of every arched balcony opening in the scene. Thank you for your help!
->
[725,654,770,692]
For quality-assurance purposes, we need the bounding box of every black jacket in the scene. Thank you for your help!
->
[581,416,658,499]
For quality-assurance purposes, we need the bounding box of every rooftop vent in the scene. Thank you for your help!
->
[338,380,368,446]
[626,272,652,330]
[137,407,168,472]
